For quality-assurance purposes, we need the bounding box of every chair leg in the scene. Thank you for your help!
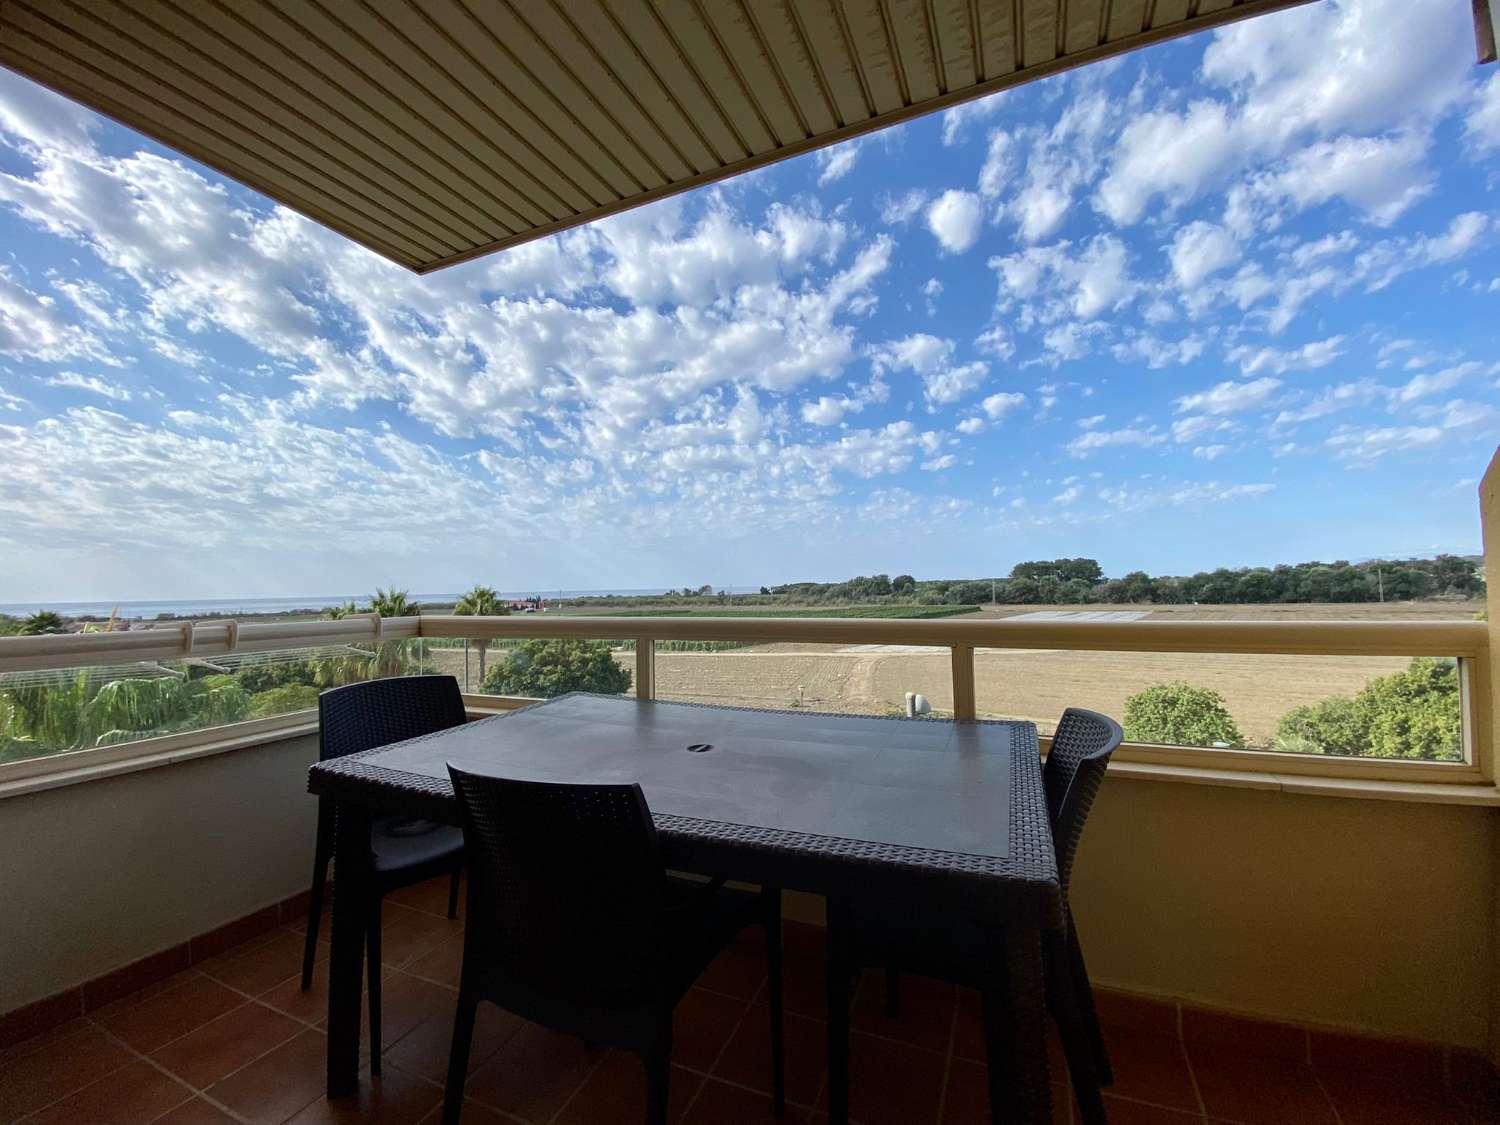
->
[762,888,786,1115]
[447,868,462,920]
[367,898,382,1075]
[884,964,901,1019]
[1065,911,1112,1086]
[301,848,329,991]
[1048,937,1106,1125]
[825,896,854,1125]
[643,1029,673,1125]
[442,992,479,1125]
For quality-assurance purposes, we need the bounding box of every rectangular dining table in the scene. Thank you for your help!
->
[307,692,1062,1122]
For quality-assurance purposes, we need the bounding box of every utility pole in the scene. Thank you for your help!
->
[1378,567,1384,603]
[991,579,996,606]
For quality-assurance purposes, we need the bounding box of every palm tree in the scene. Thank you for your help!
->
[452,584,508,681]
[19,610,67,635]
[325,601,359,620]
[369,588,418,618]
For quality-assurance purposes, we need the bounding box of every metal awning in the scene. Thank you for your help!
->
[0,0,1312,273]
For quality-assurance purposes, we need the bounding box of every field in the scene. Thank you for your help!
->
[433,600,1483,745]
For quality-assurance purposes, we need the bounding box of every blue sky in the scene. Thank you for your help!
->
[0,0,1498,601]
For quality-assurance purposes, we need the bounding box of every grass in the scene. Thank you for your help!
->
[567,604,980,620]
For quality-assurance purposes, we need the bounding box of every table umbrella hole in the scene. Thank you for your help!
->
[686,743,714,753]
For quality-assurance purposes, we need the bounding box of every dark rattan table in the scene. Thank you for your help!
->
[308,692,1060,1122]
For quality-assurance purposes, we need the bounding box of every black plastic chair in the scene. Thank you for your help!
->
[836,707,1123,1124]
[442,767,785,1125]
[301,675,468,1071]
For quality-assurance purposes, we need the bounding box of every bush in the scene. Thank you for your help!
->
[480,639,632,698]
[1275,657,1461,760]
[250,683,322,718]
[1123,682,1245,748]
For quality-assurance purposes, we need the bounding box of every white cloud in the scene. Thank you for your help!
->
[1467,72,1500,154]
[46,371,132,401]
[1067,427,1165,457]
[1227,335,1345,376]
[1111,331,1207,369]
[1175,376,1281,415]
[816,140,860,185]
[879,189,928,225]
[1053,484,1083,505]
[977,130,1015,200]
[941,94,1006,146]
[956,417,986,435]
[1327,399,1500,464]
[926,190,985,254]
[1170,415,1234,444]
[1192,444,1228,461]
[1249,132,1433,227]
[1168,221,1241,289]
[921,453,957,472]
[1272,379,1384,427]
[980,392,1026,420]
[875,334,989,408]
[1096,101,1236,225]
[1394,361,1489,404]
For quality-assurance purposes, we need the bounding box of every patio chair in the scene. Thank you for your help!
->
[838,707,1122,1125]
[301,675,468,1071]
[442,767,786,1125]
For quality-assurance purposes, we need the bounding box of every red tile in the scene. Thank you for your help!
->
[22,1058,192,1125]
[1181,1006,1306,1064]
[554,1050,701,1125]
[386,875,463,921]
[462,1021,604,1121]
[942,1060,1071,1125]
[189,906,283,963]
[697,943,769,1002]
[1190,1054,1336,1124]
[713,1007,825,1107]
[673,988,750,1071]
[382,997,522,1085]
[376,905,461,971]
[1318,1069,1474,1125]
[207,1028,329,1125]
[851,970,956,1052]
[95,973,244,1053]
[818,1030,946,1125]
[1098,1095,1204,1123]
[258,962,369,1028]
[403,934,465,990]
[782,922,825,962]
[0,1022,134,1121]
[1307,1028,1446,1083]
[1100,1031,1198,1113]
[374,973,460,1052]
[284,1066,443,1124]
[0,991,82,1052]
[198,929,318,996]
[775,952,829,1020]
[152,1098,241,1124]
[1092,989,1178,1038]
[953,989,985,1062]
[150,1000,304,1088]
[682,1077,796,1124]
[414,1098,512,1124]
[81,945,192,1011]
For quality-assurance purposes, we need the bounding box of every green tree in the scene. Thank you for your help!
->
[1276,658,1461,761]
[325,601,360,619]
[892,574,916,596]
[369,588,417,618]
[1123,682,1245,748]
[19,610,67,635]
[249,683,321,718]
[480,638,631,698]
[453,584,508,681]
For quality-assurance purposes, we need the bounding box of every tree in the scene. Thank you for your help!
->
[1275,658,1461,761]
[453,584,509,680]
[325,601,359,619]
[1010,558,1104,584]
[892,574,916,596]
[369,588,417,617]
[19,610,67,635]
[480,638,631,698]
[1123,682,1245,748]
[249,683,321,718]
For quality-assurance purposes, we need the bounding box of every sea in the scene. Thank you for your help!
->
[1,588,761,620]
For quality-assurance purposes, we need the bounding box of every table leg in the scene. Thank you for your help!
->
[825,896,854,1125]
[980,926,1052,1124]
[326,801,370,1098]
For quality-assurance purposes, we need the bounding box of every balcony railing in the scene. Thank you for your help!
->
[0,611,1490,792]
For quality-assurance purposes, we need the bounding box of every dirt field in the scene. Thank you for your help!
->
[434,601,1482,747]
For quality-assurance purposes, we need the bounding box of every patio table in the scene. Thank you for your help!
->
[307,691,1061,1122]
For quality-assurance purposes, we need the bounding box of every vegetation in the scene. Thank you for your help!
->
[1274,658,1462,761]
[452,584,508,680]
[1123,682,1246,748]
[480,638,631,698]
[248,683,321,718]
[591,604,978,619]
[19,610,67,635]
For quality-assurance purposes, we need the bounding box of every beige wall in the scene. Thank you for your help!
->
[1,734,1494,1050]
[0,734,319,1014]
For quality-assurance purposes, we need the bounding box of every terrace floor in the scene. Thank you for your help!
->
[0,875,1489,1125]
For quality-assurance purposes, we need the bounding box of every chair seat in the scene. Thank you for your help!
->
[370,816,464,877]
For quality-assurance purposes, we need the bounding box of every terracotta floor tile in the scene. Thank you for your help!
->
[206,1028,328,1125]
[953,989,985,1063]
[682,1077,803,1124]
[713,1006,824,1107]
[776,955,829,1021]
[95,974,245,1054]
[941,1060,1072,1125]
[414,1099,512,1125]
[697,939,769,1002]
[1181,1008,1306,1065]
[284,1066,443,1125]
[1189,1054,1335,1125]
[89,970,198,1023]
[1100,1031,1199,1113]
[851,971,956,1052]
[21,1058,191,1125]
[374,974,460,1054]
[554,1050,701,1125]
[1307,1029,1446,1084]
[150,1098,240,1124]
[257,966,374,1029]
[402,935,464,990]
[0,1022,135,1122]
[199,930,320,997]
[1100,1095,1205,1123]
[386,875,463,921]
[1092,990,1179,1039]
[381,998,522,1086]
[375,907,461,971]
[672,988,750,1072]
[461,1022,604,1121]
[818,1031,946,1125]
[1317,1069,1474,1125]
[0,1018,91,1068]
[150,1000,304,1089]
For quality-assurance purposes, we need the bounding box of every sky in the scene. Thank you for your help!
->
[1,0,1498,601]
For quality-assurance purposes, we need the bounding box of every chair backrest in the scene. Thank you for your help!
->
[448,766,667,1008]
[317,675,467,762]
[1042,707,1123,896]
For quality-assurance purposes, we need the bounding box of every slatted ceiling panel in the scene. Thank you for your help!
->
[59,0,479,254]
[790,0,877,122]
[0,0,1314,271]
[500,3,699,182]
[1105,0,1153,39]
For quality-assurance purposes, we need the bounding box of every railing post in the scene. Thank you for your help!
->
[635,637,655,700]
[950,644,975,721]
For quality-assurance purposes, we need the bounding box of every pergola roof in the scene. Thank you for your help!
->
[0,0,1312,273]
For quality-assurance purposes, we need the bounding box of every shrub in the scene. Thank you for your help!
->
[480,638,631,698]
[250,683,322,718]
[1123,682,1245,748]
[1275,657,1461,761]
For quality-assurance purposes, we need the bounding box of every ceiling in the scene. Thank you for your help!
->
[0,0,1315,272]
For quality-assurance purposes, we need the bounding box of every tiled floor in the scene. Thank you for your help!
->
[0,875,1489,1125]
